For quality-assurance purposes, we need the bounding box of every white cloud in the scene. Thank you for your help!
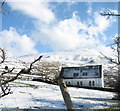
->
[32,12,114,53]
[33,13,87,50]
[88,14,111,36]
[0,27,37,57]
[6,2,116,57]
[31,9,117,58]
[94,13,110,32]
[8,0,55,24]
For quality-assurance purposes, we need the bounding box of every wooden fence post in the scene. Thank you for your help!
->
[58,69,75,111]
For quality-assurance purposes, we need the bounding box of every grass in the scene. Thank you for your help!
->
[73,96,120,103]
[13,81,38,89]
[19,91,26,93]
[89,107,120,110]
[106,106,120,110]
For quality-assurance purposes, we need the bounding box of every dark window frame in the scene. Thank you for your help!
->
[89,81,91,86]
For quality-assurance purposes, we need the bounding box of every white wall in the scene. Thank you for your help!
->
[64,78,104,87]
[63,65,104,88]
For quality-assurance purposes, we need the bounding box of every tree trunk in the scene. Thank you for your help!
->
[58,77,75,111]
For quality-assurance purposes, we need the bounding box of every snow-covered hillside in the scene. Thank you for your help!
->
[0,80,117,110]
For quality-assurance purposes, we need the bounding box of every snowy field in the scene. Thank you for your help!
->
[0,80,118,110]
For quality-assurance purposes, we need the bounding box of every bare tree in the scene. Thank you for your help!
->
[0,0,8,15]
[100,8,120,19]
[0,0,44,98]
[101,7,120,100]
[32,61,68,84]
[0,47,43,98]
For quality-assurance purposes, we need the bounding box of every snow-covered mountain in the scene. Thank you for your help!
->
[43,49,113,65]
[1,49,116,70]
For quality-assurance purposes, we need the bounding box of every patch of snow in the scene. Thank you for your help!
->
[0,80,116,110]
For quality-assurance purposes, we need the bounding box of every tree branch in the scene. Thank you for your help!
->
[1,67,15,75]
[100,13,120,16]
[20,55,43,74]
[0,0,6,8]
[0,48,6,64]
[0,83,12,98]
[0,55,43,86]
[100,9,120,19]
[100,52,118,65]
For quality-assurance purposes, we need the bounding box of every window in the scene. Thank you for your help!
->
[89,81,91,86]
[68,82,71,85]
[82,72,87,76]
[75,68,79,70]
[95,72,98,75]
[73,73,79,78]
[77,81,79,86]
[80,81,83,86]
[89,66,93,69]
[93,66,98,69]
[65,70,68,73]
[92,81,95,86]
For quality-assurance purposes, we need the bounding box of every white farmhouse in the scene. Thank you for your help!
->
[61,65,104,88]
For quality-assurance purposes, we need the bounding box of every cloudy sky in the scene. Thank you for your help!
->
[0,0,118,57]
